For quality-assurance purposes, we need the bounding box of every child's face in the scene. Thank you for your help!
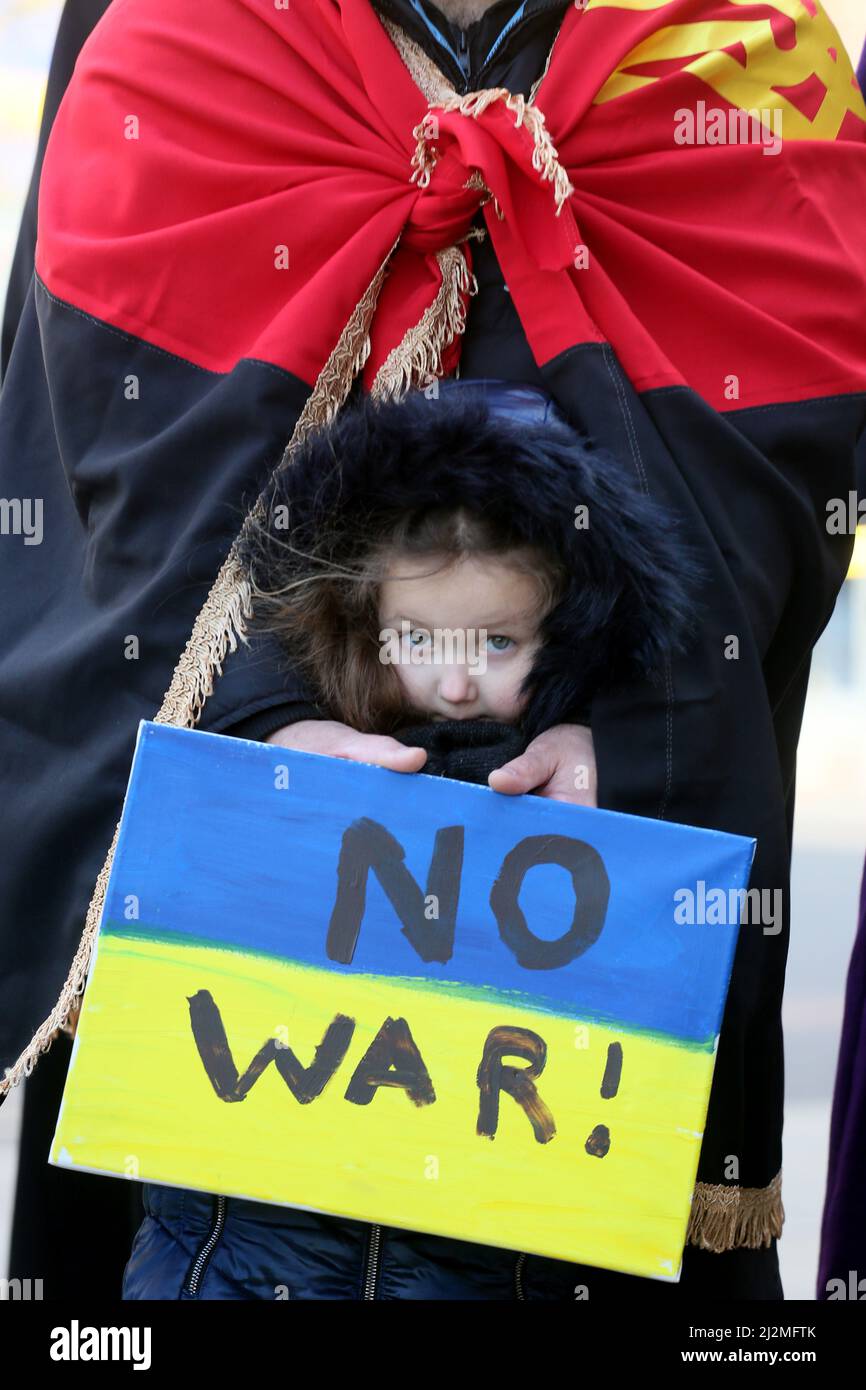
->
[377,553,544,724]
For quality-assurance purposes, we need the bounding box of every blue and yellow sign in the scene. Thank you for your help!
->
[51,721,754,1280]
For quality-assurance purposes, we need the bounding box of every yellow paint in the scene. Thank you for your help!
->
[52,934,717,1280]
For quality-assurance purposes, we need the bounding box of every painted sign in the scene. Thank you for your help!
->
[51,721,754,1281]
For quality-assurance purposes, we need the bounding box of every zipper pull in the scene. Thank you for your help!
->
[458,27,470,79]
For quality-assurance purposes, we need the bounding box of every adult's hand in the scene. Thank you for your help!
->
[265,718,427,772]
[488,724,597,807]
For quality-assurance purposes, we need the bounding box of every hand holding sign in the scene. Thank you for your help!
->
[265,718,428,772]
[488,722,597,806]
[269,718,598,806]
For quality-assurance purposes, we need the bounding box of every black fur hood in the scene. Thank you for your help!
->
[239,380,704,742]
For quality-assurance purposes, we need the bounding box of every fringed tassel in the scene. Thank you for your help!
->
[687,1170,785,1252]
[409,85,574,216]
[0,232,404,1097]
[371,243,478,399]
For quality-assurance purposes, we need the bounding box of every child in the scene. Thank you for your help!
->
[237,376,699,777]
[122,378,700,1300]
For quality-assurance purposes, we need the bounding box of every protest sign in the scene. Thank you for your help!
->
[51,721,754,1280]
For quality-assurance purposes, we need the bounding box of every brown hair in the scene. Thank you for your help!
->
[246,503,568,735]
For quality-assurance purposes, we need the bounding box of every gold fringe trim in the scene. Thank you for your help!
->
[371,243,479,399]
[380,17,455,106]
[688,1170,785,1252]
[463,168,502,221]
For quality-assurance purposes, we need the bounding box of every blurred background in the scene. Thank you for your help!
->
[0,0,864,1300]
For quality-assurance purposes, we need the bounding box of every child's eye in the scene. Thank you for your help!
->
[405,628,431,647]
[487,634,515,652]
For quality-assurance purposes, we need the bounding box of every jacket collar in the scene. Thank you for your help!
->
[392,716,528,781]
[371,0,571,93]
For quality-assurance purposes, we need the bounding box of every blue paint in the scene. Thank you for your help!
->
[103,723,754,1045]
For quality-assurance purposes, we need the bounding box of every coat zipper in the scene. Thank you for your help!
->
[184,1195,227,1297]
[363,1223,382,1299]
[183,1200,517,1299]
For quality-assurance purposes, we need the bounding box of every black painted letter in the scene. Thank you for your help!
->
[327,816,464,964]
[490,834,609,969]
[188,989,354,1103]
[476,1025,556,1143]
[344,1016,436,1107]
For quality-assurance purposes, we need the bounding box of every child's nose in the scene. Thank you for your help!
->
[438,665,476,704]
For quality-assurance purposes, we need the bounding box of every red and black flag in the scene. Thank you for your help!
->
[1,0,864,1250]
